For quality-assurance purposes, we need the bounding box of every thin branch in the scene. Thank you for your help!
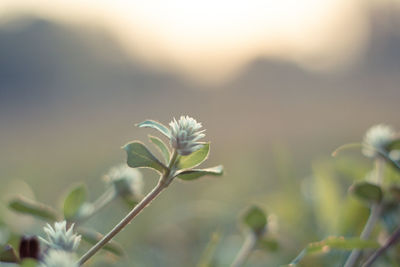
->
[344,158,384,267]
[362,225,400,267]
[78,150,178,266]
[76,188,116,224]
[77,178,167,265]
[231,232,257,267]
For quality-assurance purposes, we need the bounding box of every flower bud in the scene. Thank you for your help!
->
[362,124,396,158]
[169,116,205,156]
[105,164,143,199]
[39,221,81,252]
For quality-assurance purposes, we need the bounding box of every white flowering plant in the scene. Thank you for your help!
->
[0,116,223,266]
[3,120,400,267]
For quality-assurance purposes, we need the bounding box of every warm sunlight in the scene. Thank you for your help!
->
[1,0,370,83]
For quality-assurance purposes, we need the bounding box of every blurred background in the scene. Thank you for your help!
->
[1,0,400,266]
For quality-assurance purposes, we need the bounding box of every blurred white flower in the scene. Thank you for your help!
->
[169,116,205,156]
[40,221,81,252]
[105,164,143,198]
[362,124,396,158]
[75,202,95,219]
[40,250,77,267]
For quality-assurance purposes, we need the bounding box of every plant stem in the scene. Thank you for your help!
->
[362,224,400,267]
[78,150,178,266]
[344,158,384,267]
[344,204,382,267]
[78,178,168,265]
[231,232,257,267]
[77,188,116,224]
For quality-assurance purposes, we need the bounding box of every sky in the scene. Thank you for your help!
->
[0,0,398,83]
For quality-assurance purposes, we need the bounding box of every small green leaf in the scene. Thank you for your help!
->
[149,135,171,164]
[258,238,279,252]
[197,231,221,267]
[9,196,58,222]
[387,139,400,151]
[123,141,167,173]
[242,206,267,234]
[0,244,19,263]
[176,165,223,181]
[349,182,383,203]
[79,228,124,256]
[289,237,379,264]
[178,143,210,169]
[63,184,87,220]
[136,120,171,138]
[20,259,37,267]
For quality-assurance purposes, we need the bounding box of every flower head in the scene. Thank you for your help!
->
[39,221,81,252]
[362,124,396,158]
[40,250,77,267]
[105,164,143,198]
[169,116,205,155]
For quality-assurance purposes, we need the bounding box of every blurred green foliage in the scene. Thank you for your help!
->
[2,140,400,266]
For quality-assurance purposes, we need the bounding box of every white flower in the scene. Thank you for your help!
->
[169,116,205,155]
[39,250,77,267]
[39,221,81,252]
[105,164,143,198]
[362,124,396,158]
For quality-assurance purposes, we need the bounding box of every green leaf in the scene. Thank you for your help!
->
[289,237,379,264]
[8,196,58,222]
[136,120,171,138]
[242,206,267,234]
[175,165,223,181]
[197,231,221,267]
[311,160,342,233]
[387,139,400,151]
[78,228,124,256]
[178,143,210,169]
[20,259,37,267]
[349,182,383,203]
[258,238,279,252]
[0,244,19,263]
[123,141,167,173]
[149,135,170,164]
[63,184,87,220]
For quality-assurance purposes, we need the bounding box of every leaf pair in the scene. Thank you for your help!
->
[123,137,223,181]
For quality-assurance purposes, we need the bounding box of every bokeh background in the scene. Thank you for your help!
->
[1,0,400,266]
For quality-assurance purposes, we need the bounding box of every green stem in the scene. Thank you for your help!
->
[76,188,116,224]
[77,150,178,266]
[344,158,384,267]
[362,224,400,267]
[231,232,257,267]
[77,178,167,265]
